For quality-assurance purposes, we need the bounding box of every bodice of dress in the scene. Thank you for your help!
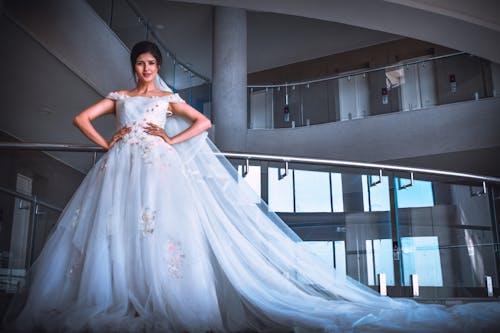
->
[106,92,185,147]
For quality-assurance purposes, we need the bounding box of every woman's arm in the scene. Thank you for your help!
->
[144,101,211,145]
[169,102,211,144]
[73,98,120,150]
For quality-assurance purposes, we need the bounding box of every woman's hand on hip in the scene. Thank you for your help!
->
[144,122,172,144]
[108,125,132,150]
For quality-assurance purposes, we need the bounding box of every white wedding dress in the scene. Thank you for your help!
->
[7,92,500,333]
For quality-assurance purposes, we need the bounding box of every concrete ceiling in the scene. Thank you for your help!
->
[174,0,500,65]
[107,0,402,81]
[382,0,500,32]
[90,0,500,85]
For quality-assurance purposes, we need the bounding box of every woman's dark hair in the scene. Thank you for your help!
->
[130,41,163,73]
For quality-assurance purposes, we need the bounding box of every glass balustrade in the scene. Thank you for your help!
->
[249,53,500,129]
[230,158,500,297]
[0,187,63,295]
[394,176,498,297]
[0,148,499,300]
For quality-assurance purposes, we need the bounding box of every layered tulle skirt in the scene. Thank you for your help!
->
[8,130,500,333]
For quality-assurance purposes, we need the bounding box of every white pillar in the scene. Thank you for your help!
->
[212,6,247,152]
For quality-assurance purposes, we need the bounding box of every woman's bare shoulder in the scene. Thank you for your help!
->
[116,89,131,96]
[158,91,174,97]
[116,89,173,97]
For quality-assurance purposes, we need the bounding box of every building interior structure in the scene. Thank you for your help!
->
[1,0,500,322]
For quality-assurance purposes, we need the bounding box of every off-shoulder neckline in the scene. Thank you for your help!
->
[113,92,176,99]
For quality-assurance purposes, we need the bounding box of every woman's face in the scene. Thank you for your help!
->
[134,52,159,83]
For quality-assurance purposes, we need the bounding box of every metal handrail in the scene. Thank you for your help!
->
[223,152,500,184]
[1,142,500,184]
[248,51,466,89]
[0,185,63,212]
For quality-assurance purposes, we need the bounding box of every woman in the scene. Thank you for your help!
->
[6,41,500,333]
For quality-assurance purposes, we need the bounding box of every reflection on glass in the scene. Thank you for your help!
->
[396,179,434,208]
[302,241,334,271]
[401,236,443,286]
[396,180,497,289]
[334,241,347,276]
[268,167,294,212]
[385,68,405,89]
[362,175,390,212]
[268,169,345,213]
[295,170,331,212]
[237,165,261,197]
[331,173,344,212]
[366,239,395,286]
[339,74,370,121]
[301,241,347,275]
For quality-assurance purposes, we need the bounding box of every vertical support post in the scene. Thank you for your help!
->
[486,275,493,297]
[389,174,402,290]
[379,273,387,296]
[411,274,419,297]
[242,158,249,177]
[26,195,38,267]
[213,6,247,152]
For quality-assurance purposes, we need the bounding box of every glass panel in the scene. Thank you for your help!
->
[161,51,177,90]
[342,173,392,285]
[249,88,274,129]
[174,63,193,94]
[396,179,434,208]
[31,204,62,264]
[334,240,347,276]
[366,239,395,286]
[237,165,261,197]
[107,0,148,47]
[396,178,498,290]
[401,236,443,286]
[268,167,294,212]
[362,175,390,212]
[302,241,334,271]
[302,81,331,125]
[0,190,28,294]
[197,83,212,120]
[338,73,369,121]
[294,170,331,212]
[246,53,494,128]
[331,173,344,212]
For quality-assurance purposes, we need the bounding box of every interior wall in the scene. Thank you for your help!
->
[248,38,453,83]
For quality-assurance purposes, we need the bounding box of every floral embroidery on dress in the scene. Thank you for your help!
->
[164,240,186,278]
[139,207,156,236]
[117,119,165,163]
[99,158,108,172]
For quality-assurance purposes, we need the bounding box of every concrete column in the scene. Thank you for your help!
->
[212,6,247,152]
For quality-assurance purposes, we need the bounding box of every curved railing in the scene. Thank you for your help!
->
[1,142,499,298]
[248,52,466,89]
[247,51,498,129]
[1,142,500,184]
